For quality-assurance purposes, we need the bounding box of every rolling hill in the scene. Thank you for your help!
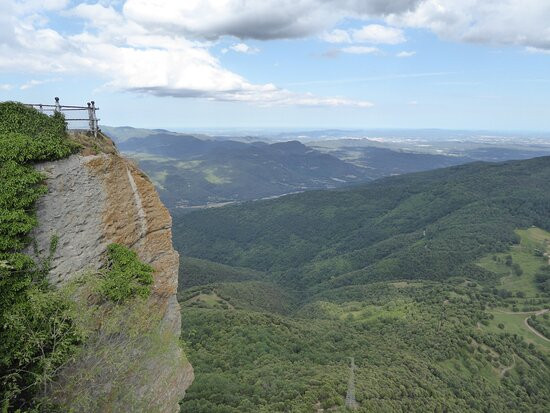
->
[105,126,550,211]
[174,156,550,412]
[115,133,372,208]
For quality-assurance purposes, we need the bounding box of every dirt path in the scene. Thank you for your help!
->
[499,355,515,378]
[523,309,550,342]
[495,309,546,315]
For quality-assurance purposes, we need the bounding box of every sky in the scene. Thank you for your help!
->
[0,0,549,131]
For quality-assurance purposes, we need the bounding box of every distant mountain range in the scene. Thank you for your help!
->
[110,131,371,209]
[103,126,550,210]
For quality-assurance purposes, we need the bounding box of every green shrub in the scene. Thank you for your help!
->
[0,102,73,159]
[0,102,79,411]
[99,244,154,302]
[1,285,84,409]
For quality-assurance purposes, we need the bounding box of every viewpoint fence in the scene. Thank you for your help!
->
[24,97,100,137]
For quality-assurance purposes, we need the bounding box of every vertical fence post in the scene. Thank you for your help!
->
[91,101,98,138]
[87,102,94,135]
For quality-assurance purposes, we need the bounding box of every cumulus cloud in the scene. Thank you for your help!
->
[122,0,422,40]
[20,78,59,90]
[352,24,405,44]
[229,43,259,54]
[526,47,550,55]
[121,1,550,52]
[2,0,549,109]
[322,24,405,45]
[341,46,380,55]
[396,50,416,58]
[0,1,373,108]
[387,0,550,52]
[321,29,352,44]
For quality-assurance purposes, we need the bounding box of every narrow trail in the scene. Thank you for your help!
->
[499,355,515,378]
[345,357,359,410]
[523,309,550,342]
[496,309,547,315]
[496,308,549,342]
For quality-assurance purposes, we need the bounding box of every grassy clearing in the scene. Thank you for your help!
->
[297,299,416,323]
[203,167,231,184]
[176,160,203,170]
[181,281,297,315]
[150,170,168,189]
[484,310,550,352]
[125,151,176,162]
[185,292,233,310]
[478,227,550,297]
[477,229,550,351]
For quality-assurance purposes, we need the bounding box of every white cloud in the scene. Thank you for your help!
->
[120,0,550,52]
[20,80,46,90]
[0,84,13,91]
[387,0,550,51]
[230,43,259,54]
[322,24,405,45]
[352,24,405,44]
[12,0,69,14]
[396,50,416,58]
[321,29,352,44]
[122,0,421,40]
[3,0,549,110]
[526,47,550,55]
[341,46,380,55]
[0,1,373,108]
[19,78,59,90]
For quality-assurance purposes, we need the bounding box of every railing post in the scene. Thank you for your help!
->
[91,101,98,138]
[87,102,94,135]
[54,97,61,113]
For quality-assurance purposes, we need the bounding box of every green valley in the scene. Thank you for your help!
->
[175,157,550,412]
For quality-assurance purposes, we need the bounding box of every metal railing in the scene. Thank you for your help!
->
[24,97,100,137]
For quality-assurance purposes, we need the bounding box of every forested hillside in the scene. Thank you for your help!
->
[175,157,550,290]
[175,157,550,412]
[116,134,371,208]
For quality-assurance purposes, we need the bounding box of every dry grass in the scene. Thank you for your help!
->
[68,131,118,156]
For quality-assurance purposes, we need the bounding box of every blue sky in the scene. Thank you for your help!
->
[1,1,549,130]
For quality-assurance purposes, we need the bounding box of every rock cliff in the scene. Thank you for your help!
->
[26,145,193,412]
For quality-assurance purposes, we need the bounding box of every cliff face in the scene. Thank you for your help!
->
[26,150,193,412]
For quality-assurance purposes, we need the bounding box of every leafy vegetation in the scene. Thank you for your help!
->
[179,256,264,289]
[46,272,186,412]
[174,157,550,290]
[0,102,80,411]
[180,280,550,412]
[477,228,550,311]
[99,244,154,302]
[528,313,550,340]
[175,156,550,412]
[181,281,298,315]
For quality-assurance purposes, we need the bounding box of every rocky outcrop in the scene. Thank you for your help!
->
[27,150,193,412]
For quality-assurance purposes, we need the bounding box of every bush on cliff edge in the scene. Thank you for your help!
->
[0,102,80,412]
